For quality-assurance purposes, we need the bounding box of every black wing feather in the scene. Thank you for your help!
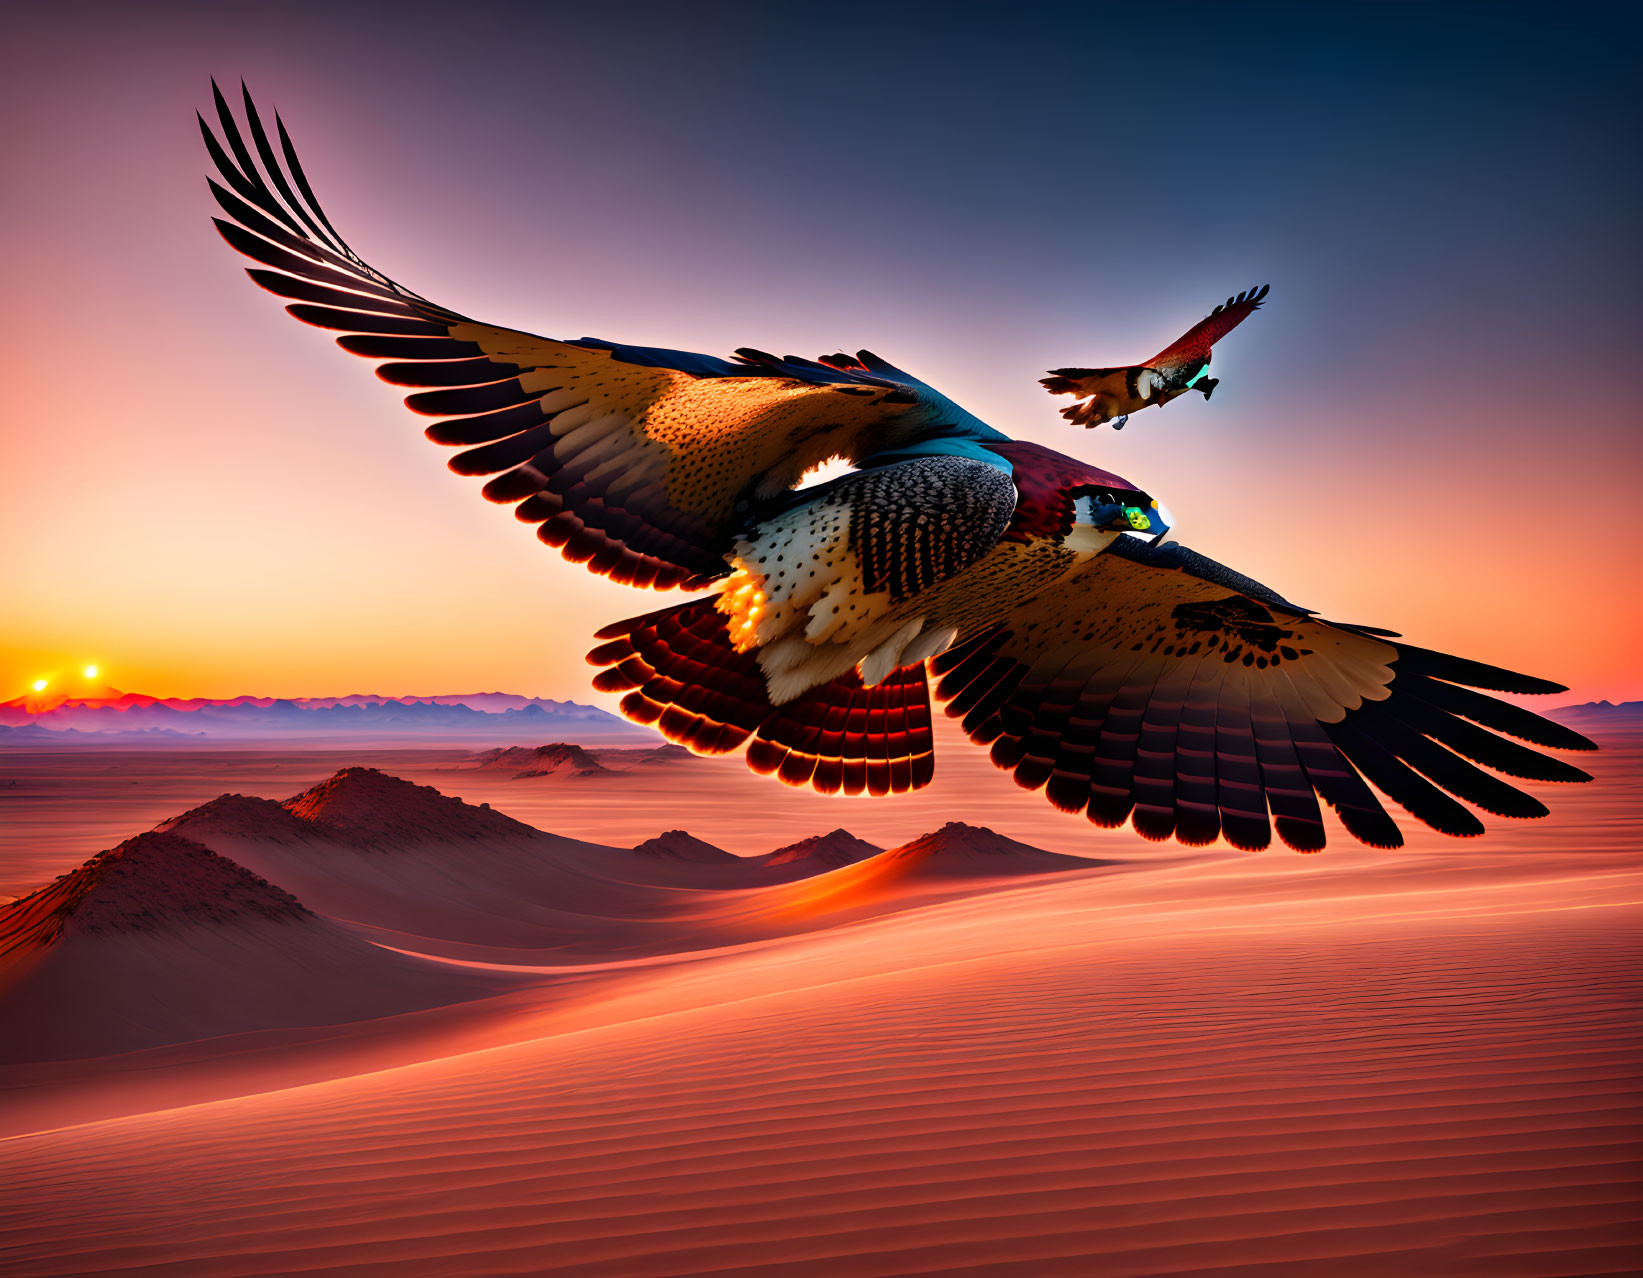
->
[931,544,1588,851]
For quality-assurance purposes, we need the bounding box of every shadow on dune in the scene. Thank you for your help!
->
[0,767,1120,1064]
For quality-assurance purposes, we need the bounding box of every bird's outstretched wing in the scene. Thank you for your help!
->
[201,83,983,589]
[930,535,1594,851]
[1146,284,1270,376]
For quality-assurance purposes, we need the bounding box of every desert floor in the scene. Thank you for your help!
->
[0,722,1638,1275]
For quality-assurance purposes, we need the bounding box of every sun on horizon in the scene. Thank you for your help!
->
[16,664,114,706]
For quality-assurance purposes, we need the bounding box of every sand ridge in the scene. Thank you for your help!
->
[0,732,1637,1274]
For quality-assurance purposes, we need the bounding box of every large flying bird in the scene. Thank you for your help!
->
[1041,285,1270,429]
[200,84,1594,853]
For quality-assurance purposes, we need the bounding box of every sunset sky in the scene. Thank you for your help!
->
[3,1,1639,709]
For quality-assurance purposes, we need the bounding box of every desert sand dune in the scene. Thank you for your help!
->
[621,820,1115,953]
[154,768,705,952]
[469,743,615,779]
[0,831,511,1064]
[7,723,1634,898]
[762,828,883,869]
[148,767,1104,952]
[600,744,699,770]
[0,845,1634,1274]
[0,735,1636,1274]
[151,768,1103,958]
[622,821,1099,898]
[461,742,705,779]
[876,820,1115,879]
[703,821,1111,926]
[280,765,545,846]
[629,829,743,865]
[0,811,1110,1132]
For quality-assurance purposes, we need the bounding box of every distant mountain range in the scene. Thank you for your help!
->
[1550,700,1643,728]
[0,687,651,745]
[6,676,1629,745]
[10,688,1626,747]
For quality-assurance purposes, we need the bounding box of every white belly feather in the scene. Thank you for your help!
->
[718,495,943,705]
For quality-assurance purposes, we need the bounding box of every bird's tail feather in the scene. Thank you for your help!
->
[750,665,934,796]
[588,599,935,794]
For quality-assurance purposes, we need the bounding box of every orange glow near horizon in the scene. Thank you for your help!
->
[6,356,1639,711]
[10,664,117,706]
[4,370,1640,711]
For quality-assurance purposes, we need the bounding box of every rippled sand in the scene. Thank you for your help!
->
[0,728,1637,1275]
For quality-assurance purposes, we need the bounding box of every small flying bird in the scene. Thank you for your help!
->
[1041,285,1269,429]
[200,84,1594,853]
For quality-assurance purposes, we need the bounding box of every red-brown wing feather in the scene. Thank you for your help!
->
[1147,285,1270,373]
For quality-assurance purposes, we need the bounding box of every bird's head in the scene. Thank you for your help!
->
[1060,486,1173,553]
[1072,489,1171,538]
[1058,489,1176,548]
